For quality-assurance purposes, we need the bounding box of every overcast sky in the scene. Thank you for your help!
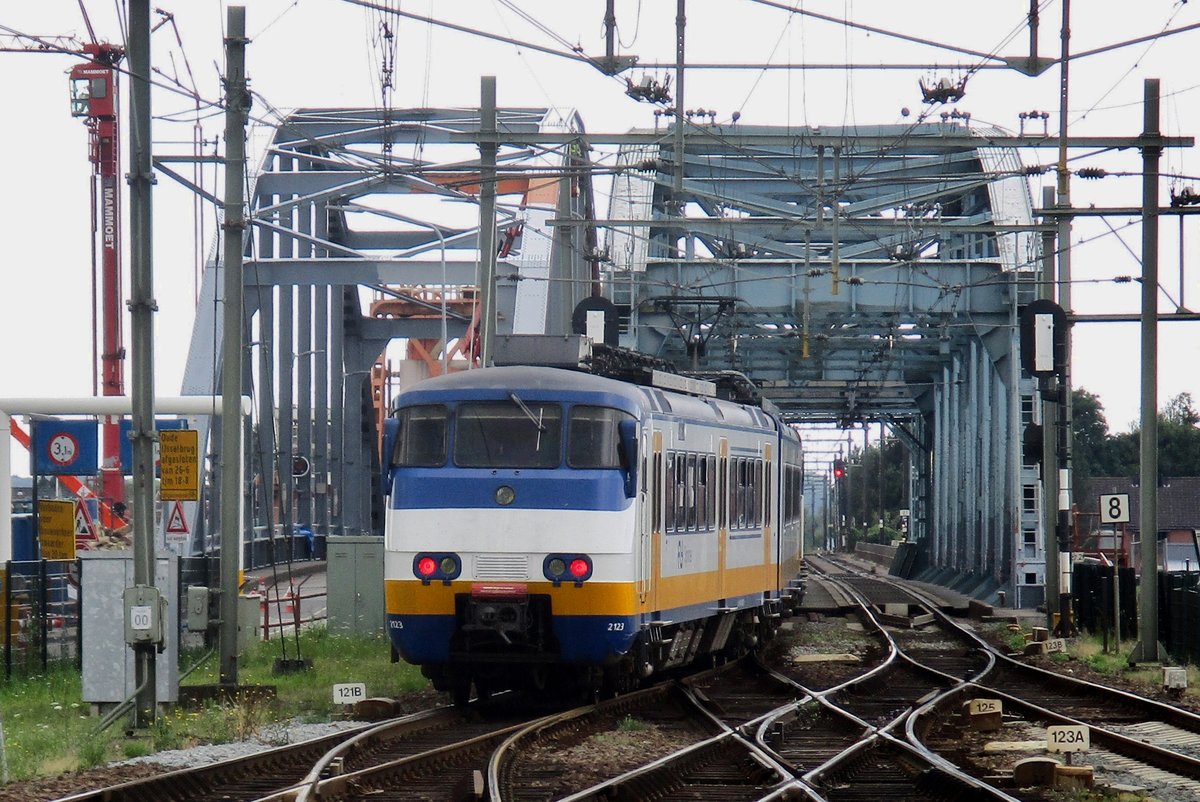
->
[0,1,1197,452]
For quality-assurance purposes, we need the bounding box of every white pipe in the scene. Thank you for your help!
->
[0,396,252,417]
[1,396,250,564]
[1,411,10,563]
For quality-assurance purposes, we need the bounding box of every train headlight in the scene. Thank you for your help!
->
[495,485,516,505]
[543,554,592,586]
[413,552,462,585]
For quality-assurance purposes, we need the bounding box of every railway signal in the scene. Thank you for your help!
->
[832,459,847,480]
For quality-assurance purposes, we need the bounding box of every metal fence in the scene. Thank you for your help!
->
[3,555,330,681]
[1071,562,1137,643]
[1161,571,1200,666]
[2,559,80,679]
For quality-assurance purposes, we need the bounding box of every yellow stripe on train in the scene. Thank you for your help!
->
[385,564,781,617]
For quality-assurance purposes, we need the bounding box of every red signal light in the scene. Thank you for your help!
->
[832,459,847,480]
[416,556,437,577]
[569,558,590,579]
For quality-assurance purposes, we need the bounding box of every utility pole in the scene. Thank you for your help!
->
[1053,0,1076,638]
[127,0,158,728]
[219,6,248,687]
[1132,78,1162,664]
[673,0,685,198]
[1039,185,1060,631]
[478,76,497,367]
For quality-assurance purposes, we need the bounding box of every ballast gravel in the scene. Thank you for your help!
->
[118,718,366,768]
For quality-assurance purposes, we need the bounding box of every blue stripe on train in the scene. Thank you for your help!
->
[389,614,455,662]
[388,613,639,665]
[392,469,632,511]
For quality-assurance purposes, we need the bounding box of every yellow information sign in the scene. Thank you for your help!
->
[38,500,76,560]
[159,429,200,501]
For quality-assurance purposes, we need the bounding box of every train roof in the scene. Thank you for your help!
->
[395,365,794,438]
[395,366,645,405]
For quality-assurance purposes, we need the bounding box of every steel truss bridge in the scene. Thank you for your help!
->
[180,107,1051,603]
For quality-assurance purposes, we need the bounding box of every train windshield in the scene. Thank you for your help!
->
[394,405,449,466]
[567,406,634,468]
[455,401,563,468]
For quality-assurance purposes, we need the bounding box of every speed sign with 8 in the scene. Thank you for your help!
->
[1099,493,1130,524]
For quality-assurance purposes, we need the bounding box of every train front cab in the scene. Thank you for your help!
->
[382,379,646,698]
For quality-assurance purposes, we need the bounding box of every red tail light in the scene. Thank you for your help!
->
[542,553,592,584]
[416,556,437,577]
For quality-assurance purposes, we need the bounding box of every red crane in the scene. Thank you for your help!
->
[68,42,127,518]
[1,28,127,524]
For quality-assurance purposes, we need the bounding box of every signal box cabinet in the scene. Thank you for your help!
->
[326,536,384,636]
[80,552,179,706]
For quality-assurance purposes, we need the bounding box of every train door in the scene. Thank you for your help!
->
[718,438,729,599]
[763,443,774,590]
[635,424,653,604]
[640,428,663,611]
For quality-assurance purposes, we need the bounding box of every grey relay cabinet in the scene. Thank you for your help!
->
[80,552,179,707]
[326,536,384,636]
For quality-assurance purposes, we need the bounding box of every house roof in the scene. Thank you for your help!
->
[1083,476,1200,532]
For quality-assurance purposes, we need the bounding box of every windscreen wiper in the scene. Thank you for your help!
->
[509,392,546,432]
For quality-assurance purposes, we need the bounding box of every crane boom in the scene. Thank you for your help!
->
[4,30,128,531]
[69,43,127,515]
[0,34,84,54]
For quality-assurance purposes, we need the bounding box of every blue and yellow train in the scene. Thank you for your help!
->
[382,364,804,699]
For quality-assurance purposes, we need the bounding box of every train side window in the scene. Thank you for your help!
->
[763,459,771,529]
[729,461,739,528]
[568,406,633,468]
[783,466,792,524]
[707,455,717,529]
[755,459,764,527]
[739,456,748,525]
[792,465,799,524]
[686,454,698,530]
[739,461,748,528]
[665,451,676,531]
[676,453,686,528]
[696,455,707,530]
[395,405,448,467]
[652,451,663,532]
[718,455,728,530]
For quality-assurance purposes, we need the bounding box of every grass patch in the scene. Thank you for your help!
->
[0,664,97,781]
[982,622,1027,653]
[616,715,648,732]
[787,615,876,649]
[1048,789,1154,801]
[0,625,428,782]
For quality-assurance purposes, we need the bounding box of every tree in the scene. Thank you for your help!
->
[1070,388,1114,485]
[1072,390,1200,480]
[843,434,908,541]
[1164,392,1199,426]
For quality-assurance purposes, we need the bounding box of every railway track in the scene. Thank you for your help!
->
[58,553,1200,801]
[549,731,802,802]
[488,683,721,802]
[812,552,1200,799]
[52,702,530,802]
[684,658,810,729]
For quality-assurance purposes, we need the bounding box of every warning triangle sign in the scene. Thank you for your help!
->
[166,501,189,534]
[75,501,96,538]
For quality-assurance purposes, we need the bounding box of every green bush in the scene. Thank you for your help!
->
[0,625,428,782]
